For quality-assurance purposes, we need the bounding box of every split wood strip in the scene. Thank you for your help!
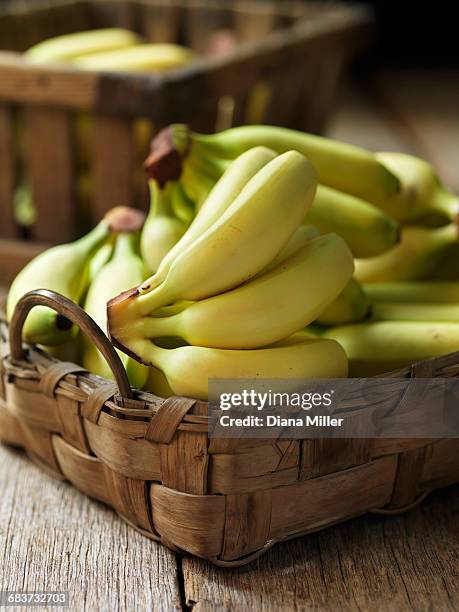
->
[0,104,17,238]
[22,106,77,243]
[91,114,136,221]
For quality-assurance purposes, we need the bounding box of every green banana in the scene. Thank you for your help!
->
[316,278,371,326]
[127,233,353,350]
[74,43,196,72]
[364,281,459,304]
[146,124,399,206]
[88,242,114,284]
[170,181,195,225]
[142,146,277,292]
[306,185,400,257]
[143,366,175,398]
[140,181,188,274]
[25,28,142,63]
[136,336,348,400]
[326,320,459,376]
[108,151,317,355]
[355,224,459,283]
[7,207,143,346]
[372,302,459,323]
[83,232,149,388]
[375,152,459,223]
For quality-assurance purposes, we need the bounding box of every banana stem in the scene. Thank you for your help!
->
[112,232,139,260]
[148,180,173,218]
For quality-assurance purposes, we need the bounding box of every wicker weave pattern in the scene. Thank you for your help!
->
[2,313,459,566]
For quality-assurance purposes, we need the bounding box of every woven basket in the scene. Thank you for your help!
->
[1,289,459,566]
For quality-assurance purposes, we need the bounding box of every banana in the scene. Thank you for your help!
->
[74,43,196,72]
[108,151,317,355]
[326,320,459,376]
[7,207,144,346]
[142,146,277,292]
[146,124,399,206]
[142,366,175,398]
[170,181,195,225]
[260,224,320,273]
[316,278,371,326]
[375,152,459,223]
[88,242,114,284]
[355,224,459,283]
[140,181,188,274]
[135,336,348,400]
[126,234,353,350]
[25,28,142,64]
[364,281,459,304]
[41,337,82,364]
[372,302,459,323]
[83,232,149,389]
[306,185,400,257]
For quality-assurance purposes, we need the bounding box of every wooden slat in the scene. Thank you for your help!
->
[0,104,17,238]
[92,115,136,222]
[22,106,76,243]
[139,2,182,43]
[0,238,47,286]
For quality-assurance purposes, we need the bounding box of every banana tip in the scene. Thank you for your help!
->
[144,125,190,186]
[104,206,145,233]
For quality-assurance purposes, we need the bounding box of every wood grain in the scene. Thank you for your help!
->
[182,484,459,611]
[0,444,183,611]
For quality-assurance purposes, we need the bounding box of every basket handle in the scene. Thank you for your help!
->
[9,289,132,399]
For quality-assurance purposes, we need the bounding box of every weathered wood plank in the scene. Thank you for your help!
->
[0,104,17,238]
[22,106,77,243]
[182,484,459,611]
[0,444,182,611]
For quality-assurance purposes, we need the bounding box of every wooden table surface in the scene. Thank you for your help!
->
[1,69,459,611]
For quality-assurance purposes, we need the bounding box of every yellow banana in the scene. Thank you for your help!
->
[364,281,459,304]
[25,28,142,63]
[355,224,459,283]
[127,234,353,350]
[108,151,317,355]
[136,336,348,400]
[326,320,459,376]
[83,232,149,389]
[141,146,277,292]
[6,207,141,345]
[75,43,196,72]
[261,224,320,273]
[140,181,188,274]
[306,185,400,257]
[375,152,459,223]
[316,278,370,326]
[148,124,399,206]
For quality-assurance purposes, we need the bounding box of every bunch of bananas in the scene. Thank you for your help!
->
[13,29,197,229]
[8,121,459,397]
[139,123,459,379]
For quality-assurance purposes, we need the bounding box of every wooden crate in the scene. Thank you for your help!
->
[1,290,459,566]
[0,0,371,284]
